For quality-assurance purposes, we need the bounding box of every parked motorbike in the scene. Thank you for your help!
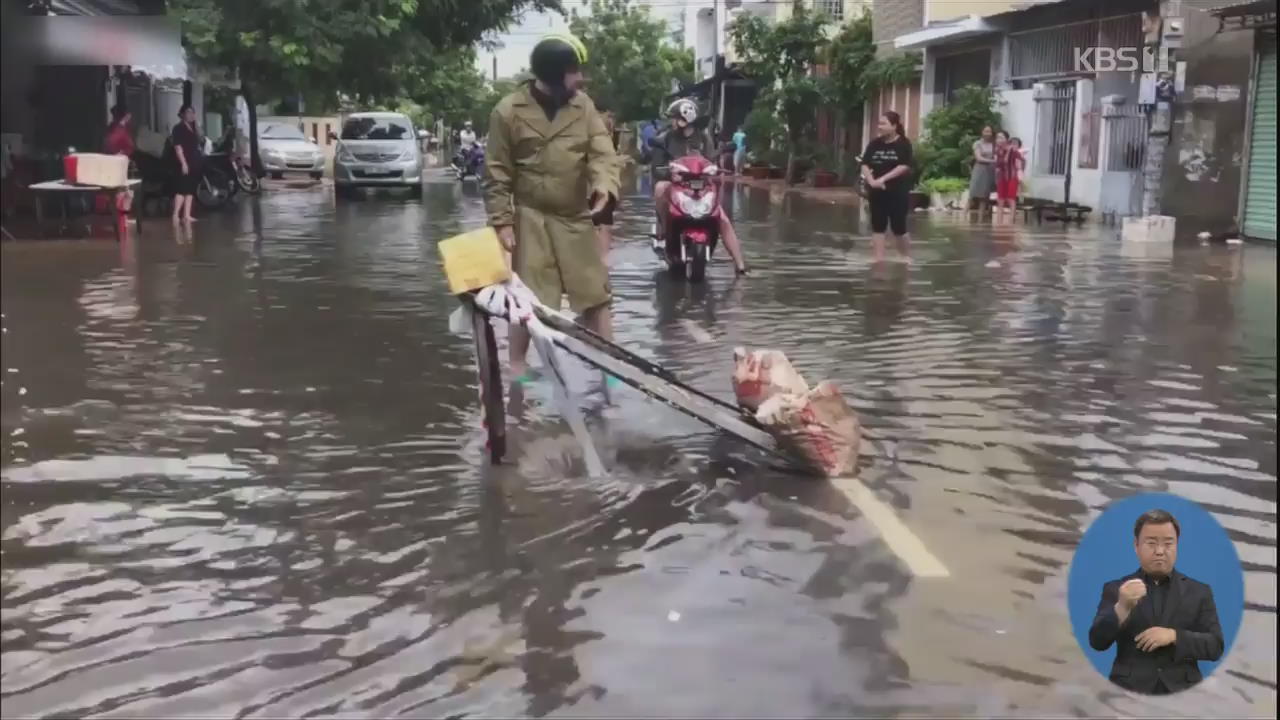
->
[209,128,260,195]
[651,154,722,282]
[132,144,233,214]
[192,158,233,210]
[451,145,484,181]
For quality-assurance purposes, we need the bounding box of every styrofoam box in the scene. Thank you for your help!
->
[67,153,129,188]
[1122,215,1176,243]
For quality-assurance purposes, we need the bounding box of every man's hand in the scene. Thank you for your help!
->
[495,226,516,252]
[868,177,884,190]
[590,192,610,215]
[1118,578,1148,610]
[1135,626,1176,652]
[180,162,189,176]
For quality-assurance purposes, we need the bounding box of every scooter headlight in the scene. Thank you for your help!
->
[676,191,714,219]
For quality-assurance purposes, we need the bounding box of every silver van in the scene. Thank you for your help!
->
[332,112,427,193]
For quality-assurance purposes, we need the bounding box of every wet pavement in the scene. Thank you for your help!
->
[1,170,1276,718]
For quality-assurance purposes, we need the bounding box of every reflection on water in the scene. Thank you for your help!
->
[1,173,1275,718]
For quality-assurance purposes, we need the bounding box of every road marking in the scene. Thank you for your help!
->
[830,475,951,578]
[680,319,714,344]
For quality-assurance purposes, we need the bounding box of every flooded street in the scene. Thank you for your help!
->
[2,172,1275,718]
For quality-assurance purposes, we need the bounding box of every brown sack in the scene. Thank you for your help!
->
[732,346,809,413]
[755,381,861,478]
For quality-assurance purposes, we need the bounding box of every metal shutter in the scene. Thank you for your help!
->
[1243,37,1276,242]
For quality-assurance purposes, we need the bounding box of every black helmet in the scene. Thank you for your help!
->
[529,33,588,89]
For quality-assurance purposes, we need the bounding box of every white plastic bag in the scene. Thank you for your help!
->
[732,346,809,413]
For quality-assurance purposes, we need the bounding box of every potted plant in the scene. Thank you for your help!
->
[921,176,969,210]
[762,148,788,179]
[808,147,838,188]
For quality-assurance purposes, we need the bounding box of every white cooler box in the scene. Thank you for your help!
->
[1121,215,1176,244]
[65,153,129,188]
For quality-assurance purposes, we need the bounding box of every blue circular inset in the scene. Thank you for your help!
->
[1067,493,1244,685]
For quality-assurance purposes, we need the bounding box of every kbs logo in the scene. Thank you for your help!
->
[1074,46,1171,73]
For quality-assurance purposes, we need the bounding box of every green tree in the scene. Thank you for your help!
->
[400,47,489,129]
[916,84,1001,183]
[471,76,525,134]
[171,0,558,174]
[823,12,875,179]
[728,3,830,184]
[569,0,693,122]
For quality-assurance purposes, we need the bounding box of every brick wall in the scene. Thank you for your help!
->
[871,0,924,58]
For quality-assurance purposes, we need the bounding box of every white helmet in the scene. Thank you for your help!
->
[666,98,698,124]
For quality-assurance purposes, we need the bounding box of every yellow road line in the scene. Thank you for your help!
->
[831,475,952,578]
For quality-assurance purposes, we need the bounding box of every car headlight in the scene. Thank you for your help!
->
[398,149,415,161]
[337,147,355,162]
[263,148,282,159]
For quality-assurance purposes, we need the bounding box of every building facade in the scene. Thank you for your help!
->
[889,0,1275,236]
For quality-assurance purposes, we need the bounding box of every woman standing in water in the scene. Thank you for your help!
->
[860,111,914,263]
[103,105,135,217]
[170,104,202,225]
[969,125,997,220]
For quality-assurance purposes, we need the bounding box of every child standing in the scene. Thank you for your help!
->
[995,134,1025,224]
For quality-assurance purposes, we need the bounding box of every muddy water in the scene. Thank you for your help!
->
[2,174,1275,718]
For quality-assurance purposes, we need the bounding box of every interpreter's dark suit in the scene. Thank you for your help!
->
[1089,568,1224,695]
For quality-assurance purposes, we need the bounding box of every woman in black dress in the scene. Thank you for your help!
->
[170,104,202,224]
[860,111,914,262]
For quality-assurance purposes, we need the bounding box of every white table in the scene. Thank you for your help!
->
[28,179,142,242]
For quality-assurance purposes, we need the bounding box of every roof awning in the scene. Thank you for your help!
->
[1209,0,1277,31]
[663,65,749,104]
[7,14,186,71]
[894,15,998,50]
[1209,0,1276,16]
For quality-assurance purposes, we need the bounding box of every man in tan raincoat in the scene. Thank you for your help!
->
[483,33,620,382]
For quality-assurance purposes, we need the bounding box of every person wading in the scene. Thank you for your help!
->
[483,33,621,384]
[860,111,914,262]
[170,104,202,225]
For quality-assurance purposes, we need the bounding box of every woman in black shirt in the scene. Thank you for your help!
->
[860,111,914,262]
[170,104,202,225]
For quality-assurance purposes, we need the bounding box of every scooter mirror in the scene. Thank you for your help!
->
[705,165,720,176]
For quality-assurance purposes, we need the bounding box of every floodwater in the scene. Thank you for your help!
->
[1,173,1275,719]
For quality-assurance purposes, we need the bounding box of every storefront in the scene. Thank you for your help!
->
[1215,1,1278,242]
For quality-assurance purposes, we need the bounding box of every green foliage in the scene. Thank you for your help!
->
[920,176,968,195]
[861,52,922,93]
[742,96,786,159]
[400,47,488,128]
[728,3,830,183]
[170,0,559,102]
[470,76,524,134]
[917,84,1001,182]
[824,12,875,113]
[569,0,694,122]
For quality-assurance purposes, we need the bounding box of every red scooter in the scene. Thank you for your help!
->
[652,154,722,282]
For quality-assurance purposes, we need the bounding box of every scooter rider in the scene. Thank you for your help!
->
[652,99,748,275]
[457,121,479,169]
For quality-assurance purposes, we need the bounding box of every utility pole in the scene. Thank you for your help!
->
[711,0,720,130]
[492,54,498,83]
[1142,0,1183,217]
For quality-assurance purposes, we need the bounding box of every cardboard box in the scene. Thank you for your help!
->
[1122,215,1176,244]
[64,153,129,188]
[438,227,511,294]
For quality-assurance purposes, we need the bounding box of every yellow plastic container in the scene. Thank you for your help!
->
[438,227,511,294]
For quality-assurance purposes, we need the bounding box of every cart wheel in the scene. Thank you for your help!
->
[472,307,506,463]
